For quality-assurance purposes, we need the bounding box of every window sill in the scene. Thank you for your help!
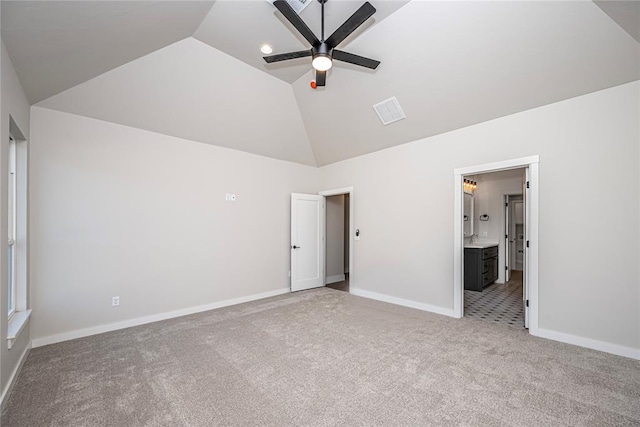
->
[8,309,31,349]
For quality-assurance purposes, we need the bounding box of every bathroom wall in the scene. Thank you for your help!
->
[472,169,525,283]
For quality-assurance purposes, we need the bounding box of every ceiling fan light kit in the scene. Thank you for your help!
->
[264,0,380,88]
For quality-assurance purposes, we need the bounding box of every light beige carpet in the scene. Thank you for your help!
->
[3,288,640,426]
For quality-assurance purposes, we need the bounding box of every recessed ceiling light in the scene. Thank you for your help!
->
[260,44,273,54]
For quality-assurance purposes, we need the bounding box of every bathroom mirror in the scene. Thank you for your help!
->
[463,192,474,237]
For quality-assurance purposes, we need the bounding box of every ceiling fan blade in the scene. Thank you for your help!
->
[332,50,380,69]
[325,2,376,48]
[263,50,312,63]
[316,70,326,86]
[273,0,320,47]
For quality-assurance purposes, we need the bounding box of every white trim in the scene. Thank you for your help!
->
[319,187,353,197]
[527,162,539,335]
[319,186,354,292]
[536,328,640,360]
[0,339,31,411]
[454,155,540,176]
[325,274,346,285]
[7,309,32,349]
[453,156,540,335]
[350,287,456,318]
[32,288,289,348]
[453,173,463,318]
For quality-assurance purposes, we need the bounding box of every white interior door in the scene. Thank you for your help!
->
[523,169,530,328]
[291,193,324,292]
[504,195,511,282]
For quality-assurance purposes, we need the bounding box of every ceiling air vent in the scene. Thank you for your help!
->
[373,97,406,126]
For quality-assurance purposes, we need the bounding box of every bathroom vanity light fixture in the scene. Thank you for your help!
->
[463,179,477,193]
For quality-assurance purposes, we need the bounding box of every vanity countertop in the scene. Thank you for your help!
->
[464,242,499,249]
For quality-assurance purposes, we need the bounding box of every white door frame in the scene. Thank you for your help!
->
[453,156,539,335]
[504,194,511,283]
[319,187,354,288]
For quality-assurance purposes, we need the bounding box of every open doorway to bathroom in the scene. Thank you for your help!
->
[461,168,528,329]
[454,155,539,334]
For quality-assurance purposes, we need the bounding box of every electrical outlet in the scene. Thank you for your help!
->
[225,193,237,202]
[112,296,120,307]
[288,271,291,278]
[483,232,488,237]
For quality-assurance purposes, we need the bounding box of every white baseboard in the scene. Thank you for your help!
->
[32,288,289,348]
[1,340,31,411]
[325,274,345,285]
[535,328,640,360]
[350,287,455,318]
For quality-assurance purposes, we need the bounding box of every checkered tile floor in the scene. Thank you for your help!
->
[464,271,524,328]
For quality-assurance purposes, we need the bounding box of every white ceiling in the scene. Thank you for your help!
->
[2,0,639,166]
[1,1,215,104]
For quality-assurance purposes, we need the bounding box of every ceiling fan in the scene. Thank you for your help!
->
[264,0,380,88]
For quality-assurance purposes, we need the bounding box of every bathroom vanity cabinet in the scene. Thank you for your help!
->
[464,245,499,292]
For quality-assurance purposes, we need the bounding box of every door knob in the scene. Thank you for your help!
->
[292,245,301,249]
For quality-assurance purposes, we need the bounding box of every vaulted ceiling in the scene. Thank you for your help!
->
[2,0,639,166]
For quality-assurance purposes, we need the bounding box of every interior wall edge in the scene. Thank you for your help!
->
[0,340,31,412]
[350,287,456,318]
[31,288,289,348]
[535,328,640,360]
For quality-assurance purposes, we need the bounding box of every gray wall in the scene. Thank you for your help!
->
[0,41,31,403]
[29,107,319,343]
[319,82,639,351]
[473,169,524,283]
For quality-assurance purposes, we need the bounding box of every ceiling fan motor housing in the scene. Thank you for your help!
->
[312,43,332,57]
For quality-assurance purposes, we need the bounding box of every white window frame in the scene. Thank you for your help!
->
[8,136,17,319]
[7,129,31,349]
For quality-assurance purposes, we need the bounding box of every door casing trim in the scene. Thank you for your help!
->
[453,156,539,336]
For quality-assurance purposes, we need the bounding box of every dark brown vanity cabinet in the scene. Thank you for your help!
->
[464,246,499,292]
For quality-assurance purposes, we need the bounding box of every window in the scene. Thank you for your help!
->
[7,131,30,348]
[8,136,17,318]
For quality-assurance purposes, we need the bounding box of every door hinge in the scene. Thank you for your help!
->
[526,299,529,307]
[526,181,530,189]
[505,266,508,270]
[526,240,530,248]
[505,203,508,207]
[505,234,508,239]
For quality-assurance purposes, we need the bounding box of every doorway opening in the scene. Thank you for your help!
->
[320,187,353,293]
[324,193,350,292]
[453,156,539,335]
[289,187,354,293]
[462,169,526,329]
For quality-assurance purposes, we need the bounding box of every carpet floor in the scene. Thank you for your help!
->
[3,288,640,426]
